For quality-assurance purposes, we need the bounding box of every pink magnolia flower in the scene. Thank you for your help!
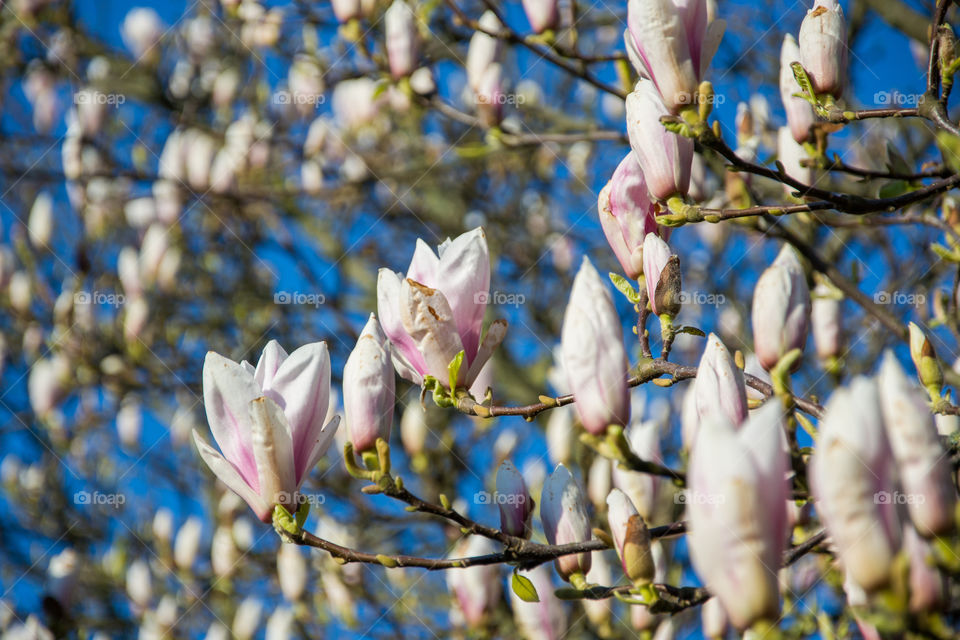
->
[541,464,592,579]
[693,333,748,433]
[626,80,694,200]
[561,257,630,435]
[810,377,902,593]
[521,0,558,34]
[687,401,789,630]
[751,245,810,371]
[447,536,502,628]
[625,0,725,113]
[598,153,659,280]
[642,232,675,316]
[385,0,419,78]
[193,341,340,522]
[798,0,847,98]
[343,314,395,453]
[495,460,534,538]
[377,227,507,389]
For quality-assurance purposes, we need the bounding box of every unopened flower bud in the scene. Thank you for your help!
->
[540,464,592,580]
[751,245,810,371]
[643,233,681,317]
[521,0,558,34]
[343,314,395,454]
[495,460,534,538]
[798,0,847,98]
[908,322,943,397]
[606,488,655,585]
[625,80,693,200]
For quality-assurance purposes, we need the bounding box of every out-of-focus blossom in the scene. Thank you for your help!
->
[126,559,152,609]
[174,516,203,570]
[343,314,395,454]
[751,245,810,371]
[541,464,592,579]
[702,597,728,639]
[385,1,419,78]
[625,0,725,113]
[232,597,263,640]
[777,126,813,189]
[687,402,789,630]
[193,341,340,521]
[908,322,943,396]
[611,419,661,521]
[626,80,694,199]
[446,536,502,628]
[474,62,504,127]
[509,564,568,640]
[598,153,659,280]
[522,0,558,34]
[546,405,575,465]
[810,377,902,593]
[561,257,630,435]
[28,192,53,249]
[277,543,308,602]
[798,0,847,98]
[811,282,842,363]
[331,0,375,23]
[466,12,502,91]
[780,35,816,143]
[377,227,506,389]
[117,396,142,449]
[878,352,956,537]
[122,8,164,61]
[607,488,655,584]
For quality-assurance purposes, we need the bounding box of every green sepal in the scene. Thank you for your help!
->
[609,273,642,304]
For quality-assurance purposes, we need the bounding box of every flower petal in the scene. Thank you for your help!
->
[202,351,261,486]
[434,227,490,360]
[193,430,270,521]
[464,318,507,387]
[297,415,340,490]
[249,396,297,513]
[254,339,288,389]
[377,268,427,376]
[399,279,465,385]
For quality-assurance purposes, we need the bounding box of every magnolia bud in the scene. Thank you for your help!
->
[28,192,53,249]
[117,396,142,449]
[446,536,502,627]
[126,559,152,609]
[174,516,203,570]
[465,12,501,91]
[777,126,813,188]
[606,488,655,585]
[561,258,630,435]
[384,1,419,78]
[232,597,263,640]
[878,352,956,537]
[798,0,847,98]
[702,597,729,639]
[611,419,661,521]
[811,282,842,363]
[546,405,575,465]
[277,543,308,602]
[625,80,693,200]
[152,508,173,545]
[810,377,902,593]
[643,233,681,317]
[121,8,164,61]
[495,460,534,538]
[540,464,592,580]
[751,245,810,371]
[522,0,558,34]
[694,333,748,431]
[343,314,395,453]
[265,607,295,640]
[598,153,658,280]
[587,456,612,510]
[904,526,946,613]
[400,401,428,458]
[211,525,238,578]
[908,322,943,397]
[780,35,816,143]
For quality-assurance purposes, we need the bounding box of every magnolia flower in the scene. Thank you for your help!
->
[126,559,152,609]
[798,0,847,98]
[693,333,748,432]
[810,377,902,593]
[541,464,592,579]
[811,282,842,362]
[908,322,943,395]
[121,8,164,61]
[193,341,340,522]
[330,0,375,23]
[466,12,502,91]
[385,1,419,78]
[509,564,569,640]
[878,352,956,537]
[779,35,816,143]
[522,0,558,33]
[904,526,945,614]
[28,192,53,248]
[474,62,504,127]
[606,488,655,584]
[643,232,680,316]
[611,419,661,521]
[598,153,659,280]
[446,536,502,628]
[626,80,694,200]
[276,543,308,602]
[625,0,725,113]
[496,460,534,538]
[561,258,630,435]
[687,402,789,630]
[343,315,395,454]
[174,516,203,570]
[751,245,810,371]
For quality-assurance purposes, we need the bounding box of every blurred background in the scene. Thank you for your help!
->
[0,0,954,637]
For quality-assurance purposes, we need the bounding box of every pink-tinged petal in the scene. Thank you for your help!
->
[254,339,288,389]
[399,279,466,386]
[193,430,270,521]
[609,153,658,249]
[377,268,427,377]
[262,341,331,480]
[642,233,673,314]
[433,227,490,361]
[388,344,424,386]
[627,0,698,112]
[202,351,261,486]
[405,238,441,286]
[626,80,694,199]
[240,360,256,377]
[249,396,297,515]
[464,319,507,388]
[674,0,710,77]
[694,333,748,428]
[699,16,725,80]
[598,183,640,279]
[780,35,816,143]
[343,314,395,453]
[297,415,340,489]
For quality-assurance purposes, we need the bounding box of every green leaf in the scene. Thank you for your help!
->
[877,180,910,199]
[677,326,706,337]
[447,350,465,393]
[609,273,641,304]
[511,572,540,602]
